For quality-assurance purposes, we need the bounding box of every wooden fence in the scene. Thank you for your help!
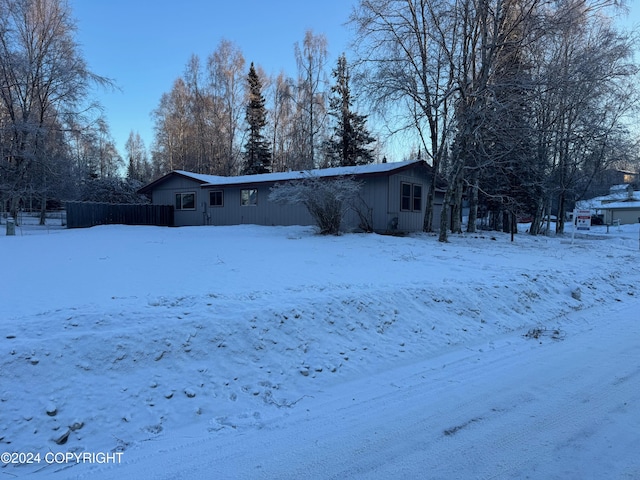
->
[66,202,174,228]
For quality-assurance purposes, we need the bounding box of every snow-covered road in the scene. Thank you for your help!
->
[57,301,639,480]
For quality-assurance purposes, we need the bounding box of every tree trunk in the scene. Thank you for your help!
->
[502,210,510,233]
[451,176,464,234]
[467,172,479,233]
[439,161,465,242]
[557,190,566,234]
[39,194,47,225]
[423,173,437,233]
[438,194,451,242]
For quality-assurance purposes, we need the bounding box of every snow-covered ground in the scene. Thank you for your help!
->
[1,220,639,479]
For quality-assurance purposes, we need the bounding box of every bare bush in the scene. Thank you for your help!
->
[269,175,362,235]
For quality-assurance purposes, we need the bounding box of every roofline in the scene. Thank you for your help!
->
[138,160,432,194]
[200,160,430,188]
[137,171,213,195]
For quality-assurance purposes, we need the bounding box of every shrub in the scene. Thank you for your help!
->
[269,175,362,235]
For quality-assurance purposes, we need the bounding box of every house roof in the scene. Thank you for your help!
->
[577,188,640,211]
[200,160,428,188]
[598,200,640,210]
[138,170,226,194]
[610,184,633,193]
[139,160,429,194]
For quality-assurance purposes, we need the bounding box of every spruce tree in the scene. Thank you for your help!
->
[243,62,271,175]
[326,54,375,167]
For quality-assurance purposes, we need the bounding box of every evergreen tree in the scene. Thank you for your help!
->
[326,54,375,167]
[243,63,271,175]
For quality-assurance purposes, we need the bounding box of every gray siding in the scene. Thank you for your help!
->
[603,207,640,225]
[207,178,401,232]
[388,169,430,232]
[353,176,391,231]
[151,176,206,226]
[207,184,314,227]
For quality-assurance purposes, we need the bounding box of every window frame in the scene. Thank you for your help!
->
[400,182,422,212]
[240,188,258,207]
[209,190,224,208]
[175,192,196,211]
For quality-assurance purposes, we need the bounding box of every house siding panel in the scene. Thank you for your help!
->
[208,184,314,227]
[353,176,391,232]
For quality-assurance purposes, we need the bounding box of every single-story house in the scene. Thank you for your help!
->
[138,160,438,232]
[577,184,640,225]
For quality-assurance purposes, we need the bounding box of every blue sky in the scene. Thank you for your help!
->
[69,1,639,163]
[69,0,358,159]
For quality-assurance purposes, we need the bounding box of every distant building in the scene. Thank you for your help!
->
[577,184,640,225]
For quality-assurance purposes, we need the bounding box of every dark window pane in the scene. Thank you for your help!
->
[401,183,411,211]
[210,191,223,206]
[413,185,422,211]
[182,193,195,209]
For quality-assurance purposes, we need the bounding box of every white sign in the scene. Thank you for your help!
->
[574,209,591,231]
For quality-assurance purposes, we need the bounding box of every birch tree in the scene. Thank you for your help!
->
[0,0,111,221]
[350,0,457,233]
[207,40,246,175]
[267,72,297,172]
[533,0,638,234]
[294,30,329,169]
[151,40,246,176]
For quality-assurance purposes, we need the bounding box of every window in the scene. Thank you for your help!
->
[400,182,422,212]
[241,188,257,206]
[175,192,196,210]
[209,190,223,207]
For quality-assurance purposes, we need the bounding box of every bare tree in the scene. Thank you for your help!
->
[151,40,247,177]
[152,77,193,174]
[294,30,329,169]
[266,72,297,172]
[0,0,112,221]
[531,0,638,234]
[350,0,457,233]
[207,40,246,175]
[125,131,151,183]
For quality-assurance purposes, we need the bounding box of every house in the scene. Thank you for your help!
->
[583,168,639,199]
[577,184,640,225]
[138,160,437,232]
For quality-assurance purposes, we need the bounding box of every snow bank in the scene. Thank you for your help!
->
[1,223,639,478]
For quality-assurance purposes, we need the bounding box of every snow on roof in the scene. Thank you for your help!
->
[199,160,425,187]
[138,160,427,195]
[173,170,226,184]
[598,200,640,210]
[609,184,633,193]
[577,188,640,211]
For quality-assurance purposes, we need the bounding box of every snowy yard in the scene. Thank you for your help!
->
[1,222,639,479]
